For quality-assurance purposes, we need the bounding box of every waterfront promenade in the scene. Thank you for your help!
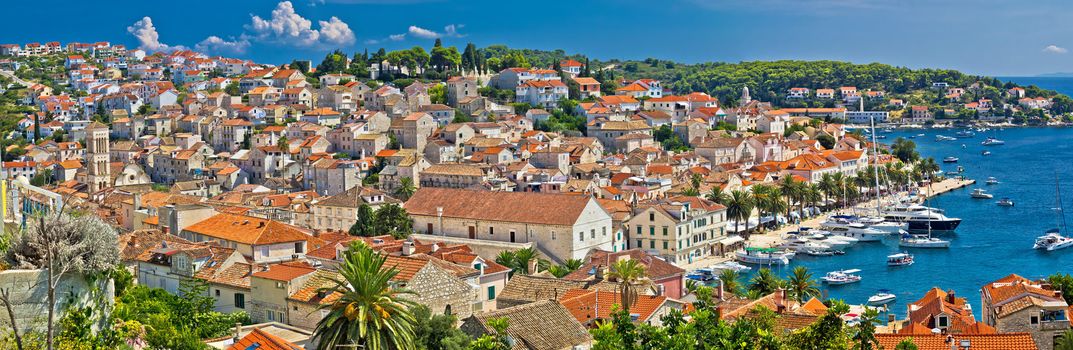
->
[679,177,975,271]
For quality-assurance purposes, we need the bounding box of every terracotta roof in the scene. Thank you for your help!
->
[499,274,590,306]
[288,269,344,304]
[405,188,604,226]
[252,262,316,282]
[227,327,302,350]
[183,213,309,245]
[558,289,668,324]
[382,254,429,281]
[315,186,399,208]
[874,333,1037,350]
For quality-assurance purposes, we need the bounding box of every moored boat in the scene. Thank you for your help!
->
[997,198,1015,207]
[867,291,897,306]
[986,177,999,185]
[821,269,862,285]
[943,156,959,163]
[1034,229,1073,251]
[735,247,793,265]
[970,189,993,199]
[887,252,914,266]
[982,137,1005,146]
[899,234,951,248]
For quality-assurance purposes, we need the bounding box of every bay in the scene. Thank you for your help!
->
[740,127,1073,318]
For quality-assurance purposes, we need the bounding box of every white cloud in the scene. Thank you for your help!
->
[247,1,356,47]
[318,17,356,45]
[127,16,185,52]
[406,24,466,39]
[389,33,407,41]
[195,36,251,54]
[1044,45,1068,54]
[407,25,440,39]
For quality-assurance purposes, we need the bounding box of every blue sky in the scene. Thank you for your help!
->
[3,0,1072,76]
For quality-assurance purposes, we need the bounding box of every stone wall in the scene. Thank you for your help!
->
[997,306,1067,350]
[0,269,113,334]
[409,264,476,319]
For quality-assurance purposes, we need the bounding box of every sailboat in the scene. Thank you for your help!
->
[1034,174,1073,251]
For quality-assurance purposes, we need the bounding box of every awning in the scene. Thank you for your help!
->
[717,235,745,246]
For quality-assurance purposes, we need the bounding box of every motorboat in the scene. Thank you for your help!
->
[917,133,925,137]
[943,157,959,163]
[1034,229,1073,251]
[886,252,914,266]
[867,291,897,306]
[837,215,906,234]
[806,232,854,249]
[981,137,1005,146]
[982,151,992,156]
[997,198,1015,207]
[780,237,833,255]
[821,269,863,285]
[883,204,962,232]
[686,268,716,282]
[820,220,888,242]
[712,261,752,273]
[955,130,975,138]
[735,247,793,265]
[899,234,951,248]
[986,177,999,185]
[935,135,957,141]
[970,189,993,199]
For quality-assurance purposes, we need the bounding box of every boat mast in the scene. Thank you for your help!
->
[867,99,882,217]
[1057,172,1068,235]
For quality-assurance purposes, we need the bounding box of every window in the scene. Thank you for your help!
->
[489,227,494,235]
[650,226,655,235]
[1030,315,1040,325]
[234,293,245,309]
[579,232,584,241]
[487,286,496,300]
[215,289,220,297]
[294,242,304,253]
[602,227,607,236]
[590,229,595,239]
[937,315,949,327]
[636,226,642,235]
[276,281,285,289]
[649,241,655,249]
[662,226,668,236]
[260,246,270,257]
[649,213,655,221]
[663,241,668,250]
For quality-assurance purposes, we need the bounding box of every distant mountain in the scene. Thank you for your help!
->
[1035,72,1073,78]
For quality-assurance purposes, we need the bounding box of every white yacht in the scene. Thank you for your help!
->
[855,216,908,234]
[1034,230,1073,251]
[822,269,862,285]
[780,238,833,256]
[899,234,951,248]
[868,291,897,306]
[735,247,794,265]
[820,220,888,242]
[806,232,854,250]
[982,137,1005,146]
[970,189,993,199]
[882,204,962,232]
[712,261,752,273]
[986,177,999,185]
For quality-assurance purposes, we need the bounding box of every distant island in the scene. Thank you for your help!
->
[1035,72,1073,78]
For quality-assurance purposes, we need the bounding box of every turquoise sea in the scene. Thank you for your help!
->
[1000,76,1073,97]
[741,126,1073,318]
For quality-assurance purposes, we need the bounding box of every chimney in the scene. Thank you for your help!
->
[232,322,242,342]
[716,280,725,301]
[946,290,956,304]
[401,241,414,256]
[257,221,265,228]
[261,264,269,272]
[527,258,538,276]
[776,289,788,313]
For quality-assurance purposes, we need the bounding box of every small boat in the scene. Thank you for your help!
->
[686,268,716,281]
[986,177,999,185]
[886,252,914,266]
[956,166,965,173]
[868,291,898,306]
[982,151,992,156]
[997,198,1015,207]
[735,247,793,265]
[820,221,888,242]
[982,137,1005,146]
[877,135,887,139]
[955,130,975,138]
[1034,229,1073,251]
[943,157,959,163]
[899,234,951,248]
[970,189,993,199]
[822,269,863,285]
[917,133,925,137]
[712,261,752,273]
[935,135,956,141]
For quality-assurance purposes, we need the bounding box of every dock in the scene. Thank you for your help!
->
[920,178,976,199]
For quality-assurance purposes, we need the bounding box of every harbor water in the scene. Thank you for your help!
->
[740,126,1073,318]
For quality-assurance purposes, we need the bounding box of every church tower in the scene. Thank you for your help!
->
[740,85,751,105]
[86,121,111,192]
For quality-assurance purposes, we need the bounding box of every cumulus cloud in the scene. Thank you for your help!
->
[127,16,185,52]
[406,24,466,39]
[195,36,251,54]
[1044,45,1068,54]
[247,1,356,46]
[365,33,407,45]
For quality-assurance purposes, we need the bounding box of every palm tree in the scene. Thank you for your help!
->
[1056,330,1073,350]
[831,173,847,207]
[751,185,774,232]
[314,242,418,350]
[778,176,802,219]
[607,258,647,312]
[765,189,788,229]
[496,247,540,275]
[394,177,416,201]
[706,186,728,205]
[726,190,755,239]
[718,269,742,296]
[804,184,823,217]
[748,268,784,296]
[818,173,838,209]
[785,266,820,303]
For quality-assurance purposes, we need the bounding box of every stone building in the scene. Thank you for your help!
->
[981,274,1070,350]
